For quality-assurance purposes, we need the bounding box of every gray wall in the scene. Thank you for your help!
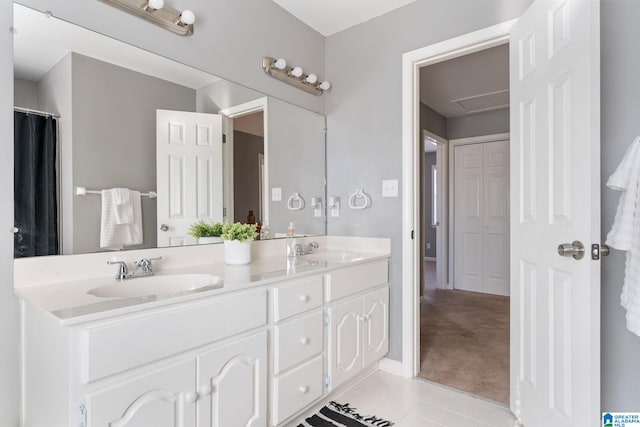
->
[325,0,532,361]
[446,108,510,140]
[420,102,447,138]
[14,77,38,109]
[233,130,264,223]
[423,152,436,258]
[2,3,324,423]
[0,4,17,424]
[71,53,196,253]
[37,54,73,254]
[600,0,640,411]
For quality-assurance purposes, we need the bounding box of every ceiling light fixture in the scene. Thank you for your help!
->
[98,0,195,36]
[262,57,331,96]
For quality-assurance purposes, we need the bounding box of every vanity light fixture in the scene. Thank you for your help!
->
[98,0,195,36]
[262,57,331,96]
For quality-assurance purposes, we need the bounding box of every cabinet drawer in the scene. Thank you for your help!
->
[325,260,388,302]
[274,311,323,374]
[272,275,323,322]
[272,355,324,425]
[80,290,267,383]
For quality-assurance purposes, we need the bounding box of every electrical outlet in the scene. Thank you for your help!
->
[426,243,431,249]
[382,179,399,197]
[271,187,282,202]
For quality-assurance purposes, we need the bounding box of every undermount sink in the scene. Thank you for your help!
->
[304,252,364,264]
[88,274,222,298]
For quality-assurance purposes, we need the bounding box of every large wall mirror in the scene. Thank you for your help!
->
[12,3,327,258]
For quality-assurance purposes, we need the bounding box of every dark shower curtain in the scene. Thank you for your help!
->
[14,111,59,257]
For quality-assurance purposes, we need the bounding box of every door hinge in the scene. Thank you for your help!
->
[223,207,227,217]
[222,134,227,143]
[323,310,330,326]
[324,375,331,388]
[411,230,415,240]
[77,403,87,427]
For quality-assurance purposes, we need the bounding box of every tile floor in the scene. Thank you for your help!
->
[327,371,520,427]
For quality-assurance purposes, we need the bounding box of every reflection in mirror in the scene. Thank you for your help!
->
[12,3,326,258]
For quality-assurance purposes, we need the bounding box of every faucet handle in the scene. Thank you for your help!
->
[134,256,162,272]
[309,242,319,249]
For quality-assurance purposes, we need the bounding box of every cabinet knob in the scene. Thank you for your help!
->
[300,337,310,345]
[298,385,309,394]
[299,294,310,303]
[184,391,198,403]
[199,385,213,396]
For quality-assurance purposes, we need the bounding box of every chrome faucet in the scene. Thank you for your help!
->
[295,242,319,256]
[107,257,162,281]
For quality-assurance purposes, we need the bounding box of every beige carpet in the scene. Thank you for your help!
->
[419,288,510,404]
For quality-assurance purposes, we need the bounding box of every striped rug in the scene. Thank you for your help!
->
[297,401,395,427]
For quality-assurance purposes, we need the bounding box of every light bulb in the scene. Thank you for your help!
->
[305,74,318,84]
[274,58,287,70]
[180,10,196,25]
[319,81,331,91]
[146,0,164,11]
[291,66,303,78]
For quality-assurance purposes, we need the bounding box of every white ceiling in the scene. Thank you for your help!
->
[272,0,416,36]
[420,44,509,118]
[13,3,219,89]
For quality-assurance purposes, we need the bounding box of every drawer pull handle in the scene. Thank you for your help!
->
[300,337,310,345]
[299,294,310,303]
[199,385,213,396]
[298,385,309,394]
[184,391,198,403]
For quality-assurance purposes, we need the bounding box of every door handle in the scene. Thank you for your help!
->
[160,224,169,232]
[557,241,585,260]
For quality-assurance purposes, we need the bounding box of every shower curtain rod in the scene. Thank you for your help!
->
[14,107,60,119]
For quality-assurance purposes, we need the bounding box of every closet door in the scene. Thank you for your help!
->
[454,141,510,295]
[454,144,484,292]
[483,141,510,295]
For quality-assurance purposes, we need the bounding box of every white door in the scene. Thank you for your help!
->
[454,141,510,295]
[454,144,484,292]
[86,359,196,427]
[510,0,600,425]
[328,297,363,389]
[363,287,389,366]
[198,331,267,427]
[156,110,223,247]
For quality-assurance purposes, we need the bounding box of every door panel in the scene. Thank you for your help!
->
[86,359,196,427]
[328,297,363,389]
[510,0,600,425]
[363,287,389,366]
[198,331,267,427]
[156,110,223,247]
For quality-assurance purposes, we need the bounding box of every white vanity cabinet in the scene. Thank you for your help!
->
[326,261,389,390]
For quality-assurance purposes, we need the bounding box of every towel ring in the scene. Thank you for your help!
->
[348,189,371,210]
[287,192,305,210]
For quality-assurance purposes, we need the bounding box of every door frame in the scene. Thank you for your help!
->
[401,20,516,378]
[448,133,510,292]
[219,97,269,225]
[421,129,448,290]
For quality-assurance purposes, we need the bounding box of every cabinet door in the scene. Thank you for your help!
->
[363,287,389,366]
[327,297,363,389]
[198,331,267,427]
[86,359,196,427]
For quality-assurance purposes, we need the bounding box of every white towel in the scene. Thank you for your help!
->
[112,188,134,225]
[100,189,143,250]
[605,135,640,336]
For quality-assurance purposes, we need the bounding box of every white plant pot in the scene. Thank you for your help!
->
[198,236,223,245]
[224,240,252,265]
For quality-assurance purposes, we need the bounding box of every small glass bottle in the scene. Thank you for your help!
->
[286,222,296,257]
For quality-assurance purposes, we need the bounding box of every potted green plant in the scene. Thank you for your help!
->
[221,222,257,265]
[187,220,224,245]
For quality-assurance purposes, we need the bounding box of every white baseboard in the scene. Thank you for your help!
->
[423,256,436,261]
[378,358,403,376]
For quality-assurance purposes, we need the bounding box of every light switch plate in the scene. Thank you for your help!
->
[382,179,398,197]
[271,187,282,202]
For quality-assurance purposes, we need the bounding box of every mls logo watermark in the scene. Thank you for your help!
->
[603,412,640,427]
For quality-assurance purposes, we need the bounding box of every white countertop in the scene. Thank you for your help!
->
[16,243,390,326]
